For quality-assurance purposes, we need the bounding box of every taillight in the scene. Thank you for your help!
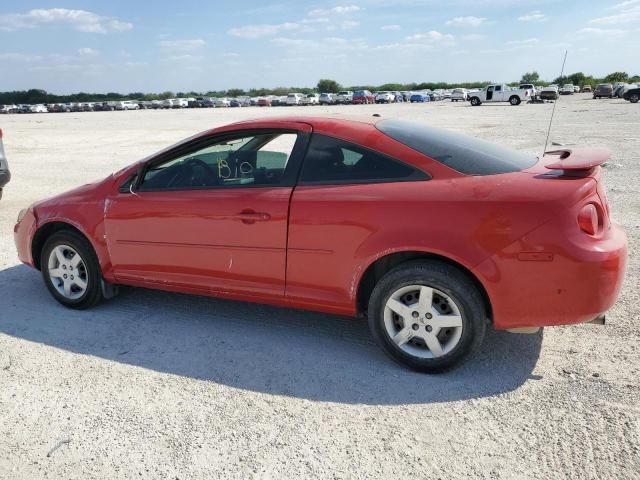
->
[578,203,603,235]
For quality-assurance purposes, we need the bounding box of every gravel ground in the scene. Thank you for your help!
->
[0,96,638,480]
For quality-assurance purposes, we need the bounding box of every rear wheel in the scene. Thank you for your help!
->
[41,230,104,309]
[367,261,487,372]
[509,95,521,105]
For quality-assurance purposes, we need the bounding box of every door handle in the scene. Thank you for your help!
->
[234,210,271,224]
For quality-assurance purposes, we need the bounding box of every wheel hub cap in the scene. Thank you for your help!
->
[47,244,89,300]
[383,285,463,359]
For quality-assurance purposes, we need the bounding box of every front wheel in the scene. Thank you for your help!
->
[630,94,639,103]
[367,261,487,372]
[470,97,481,106]
[41,230,104,309]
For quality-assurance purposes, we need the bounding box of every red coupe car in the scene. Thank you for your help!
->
[13,116,627,372]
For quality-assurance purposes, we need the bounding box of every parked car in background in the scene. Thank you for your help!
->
[0,104,18,114]
[352,90,375,104]
[451,88,468,102]
[14,116,627,372]
[303,93,320,105]
[286,93,305,105]
[410,93,430,103]
[336,91,354,104]
[561,84,575,95]
[30,104,48,113]
[581,85,592,93]
[115,101,140,111]
[271,96,287,106]
[229,98,243,107]
[213,97,231,107]
[519,84,537,95]
[539,85,559,100]
[623,87,640,103]
[161,99,175,109]
[93,102,112,112]
[375,91,395,104]
[187,98,203,108]
[594,84,613,99]
[469,84,532,106]
[573,85,580,93]
[612,84,626,98]
[257,97,272,107]
[0,128,10,200]
[319,93,336,105]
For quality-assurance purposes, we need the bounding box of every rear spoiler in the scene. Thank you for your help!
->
[543,148,610,171]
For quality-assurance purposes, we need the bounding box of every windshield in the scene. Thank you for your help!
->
[377,119,537,176]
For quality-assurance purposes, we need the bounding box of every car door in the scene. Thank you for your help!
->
[486,86,494,101]
[104,127,309,299]
[493,85,503,101]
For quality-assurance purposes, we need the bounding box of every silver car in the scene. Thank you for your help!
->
[0,128,11,199]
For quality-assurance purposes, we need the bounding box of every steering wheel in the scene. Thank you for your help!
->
[171,157,217,187]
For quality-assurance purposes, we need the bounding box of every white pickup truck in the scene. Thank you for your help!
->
[469,84,533,106]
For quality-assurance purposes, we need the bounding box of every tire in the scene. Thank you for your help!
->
[470,97,481,106]
[630,94,639,103]
[509,95,521,106]
[41,230,104,309]
[367,260,487,373]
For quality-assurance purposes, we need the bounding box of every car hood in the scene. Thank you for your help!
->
[33,174,115,212]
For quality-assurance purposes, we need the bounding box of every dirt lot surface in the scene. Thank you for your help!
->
[1,97,638,480]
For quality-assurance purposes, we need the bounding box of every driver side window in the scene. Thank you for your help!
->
[139,132,298,191]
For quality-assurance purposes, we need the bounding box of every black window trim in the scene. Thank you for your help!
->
[123,128,310,193]
[296,133,430,187]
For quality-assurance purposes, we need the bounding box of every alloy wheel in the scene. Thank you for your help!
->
[383,285,463,359]
[47,244,89,300]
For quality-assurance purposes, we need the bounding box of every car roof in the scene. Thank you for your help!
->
[222,115,381,131]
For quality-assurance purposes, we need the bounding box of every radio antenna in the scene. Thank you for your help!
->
[542,50,568,157]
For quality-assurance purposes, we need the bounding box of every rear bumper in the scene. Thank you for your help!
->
[474,222,627,330]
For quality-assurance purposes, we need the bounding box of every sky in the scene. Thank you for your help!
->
[0,0,638,94]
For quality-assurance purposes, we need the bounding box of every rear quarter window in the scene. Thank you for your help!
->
[376,119,537,176]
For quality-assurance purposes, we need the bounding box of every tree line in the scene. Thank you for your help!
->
[1,72,638,105]
[519,71,640,87]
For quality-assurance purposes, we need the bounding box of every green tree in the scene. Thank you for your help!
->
[317,79,341,93]
[520,71,540,84]
[226,88,245,97]
[553,75,568,85]
[604,71,629,83]
[567,72,586,86]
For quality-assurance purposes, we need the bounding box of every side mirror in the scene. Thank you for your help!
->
[118,172,139,194]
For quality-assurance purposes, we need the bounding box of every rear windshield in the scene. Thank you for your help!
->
[377,119,537,175]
